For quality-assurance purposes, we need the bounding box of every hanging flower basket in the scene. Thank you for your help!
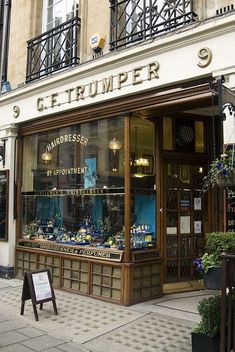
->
[216,169,235,189]
[202,150,235,193]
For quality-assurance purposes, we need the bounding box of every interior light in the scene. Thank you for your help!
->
[108,133,122,154]
[41,151,53,164]
[198,167,203,173]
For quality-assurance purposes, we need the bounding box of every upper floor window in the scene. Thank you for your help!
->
[26,0,80,83]
[42,0,78,31]
[110,0,197,51]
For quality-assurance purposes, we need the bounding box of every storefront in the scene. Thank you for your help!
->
[1,13,235,304]
[13,77,219,305]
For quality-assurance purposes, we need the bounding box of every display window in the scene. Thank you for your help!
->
[21,115,156,250]
[130,116,156,248]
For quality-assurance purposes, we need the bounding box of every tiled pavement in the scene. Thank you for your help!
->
[0,278,219,352]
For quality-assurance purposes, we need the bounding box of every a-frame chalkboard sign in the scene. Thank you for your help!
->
[20,269,58,321]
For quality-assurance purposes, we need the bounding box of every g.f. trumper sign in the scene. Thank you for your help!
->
[36,62,159,112]
[11,47,213,119]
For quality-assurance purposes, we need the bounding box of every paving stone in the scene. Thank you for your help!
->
[0,316,10,323]
[0,342,34,352]
[33,349,62,352]
[21,335,64,351]
[0,331,28,347]
[57,342,90,352]
[16,327,45,338]
[0,321,27,334]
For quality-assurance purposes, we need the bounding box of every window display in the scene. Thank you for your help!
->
[21,116,156,250]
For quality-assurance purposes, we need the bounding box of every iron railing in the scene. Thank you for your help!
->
[220,252,235,352]
[26,16,80,83]
[110,0,197,50]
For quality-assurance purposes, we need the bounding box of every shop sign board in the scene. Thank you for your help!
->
[18,240,124,262]
[2,21,235,124]
[20,269,58,321]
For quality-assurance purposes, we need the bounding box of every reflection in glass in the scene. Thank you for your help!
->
[130,115,156,246]
[21,115,157,250]
[22,117,125,248]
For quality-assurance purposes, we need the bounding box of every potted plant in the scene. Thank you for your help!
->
[194,232,235,289]
[202,150,235,193]
[191,294,221,352]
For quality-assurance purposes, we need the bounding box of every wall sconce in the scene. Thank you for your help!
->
[41,150,53,164]
[108,133,122,154]
[0,140,5,167]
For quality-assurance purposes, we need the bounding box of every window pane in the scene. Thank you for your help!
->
[130,116,156,248]
[21,117,125,248]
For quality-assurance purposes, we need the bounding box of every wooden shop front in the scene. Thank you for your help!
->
[15,81,217,305]
[16,240,161,305]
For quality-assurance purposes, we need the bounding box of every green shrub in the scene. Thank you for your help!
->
[201,253,219,273]
[192,295,221,336]
[205,232,235,263]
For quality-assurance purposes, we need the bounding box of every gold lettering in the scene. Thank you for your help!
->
[102,76,113,93]
[197,47,212,68]
[75,85,85,100]
[117,72,128,89]
[132,66,143,85]
[147,62,160,80]
[13,105,20,118]
[36,97,44,111]
[89,81,98,97]
[51,93,58,108]
[65,88,74,103]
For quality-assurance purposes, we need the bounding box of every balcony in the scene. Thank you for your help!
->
[26,16,80,83]
[110,0,197,51]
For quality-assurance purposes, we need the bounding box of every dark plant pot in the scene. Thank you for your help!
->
[204,266,222,290]
[191,332,220,352]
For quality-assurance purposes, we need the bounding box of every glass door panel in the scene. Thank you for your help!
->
[164,161,206,283]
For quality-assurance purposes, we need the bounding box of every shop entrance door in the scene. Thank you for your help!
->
[163,161,205,283]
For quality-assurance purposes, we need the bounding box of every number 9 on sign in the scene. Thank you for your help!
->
[197,47,212,68]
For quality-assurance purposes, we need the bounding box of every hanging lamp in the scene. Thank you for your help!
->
[41,150,53,164]
[109,133,122,154]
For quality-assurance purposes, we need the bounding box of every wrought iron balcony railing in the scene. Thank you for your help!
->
[110,0,197,51]
[26,16,80,83]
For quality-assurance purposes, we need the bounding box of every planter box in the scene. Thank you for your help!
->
[191,332,220,352]
[204,266,222,290]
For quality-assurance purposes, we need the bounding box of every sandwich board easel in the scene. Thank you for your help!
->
[20,269,58,321]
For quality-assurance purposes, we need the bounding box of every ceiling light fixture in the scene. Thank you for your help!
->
[41,150,53,164]
[108,133,122,154]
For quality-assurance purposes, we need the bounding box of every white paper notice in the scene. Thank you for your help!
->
[180,216,190,234]
[166,227,177,234]
[194,198,201,210]
[194,221,202,234]
[32,271,52,301]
